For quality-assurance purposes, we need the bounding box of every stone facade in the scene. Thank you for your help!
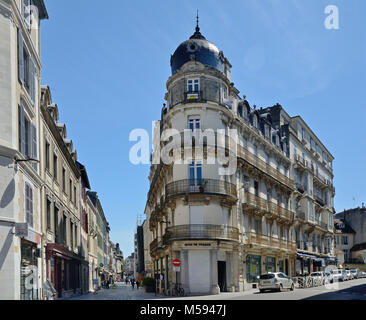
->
[144,24,336,295]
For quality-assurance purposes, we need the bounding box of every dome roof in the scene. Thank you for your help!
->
[170,24,226,75]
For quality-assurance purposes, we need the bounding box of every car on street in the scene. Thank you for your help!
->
[324,271,334,283]
[350,269,361,279]
[310,272,326,285]
[345,270,354,280]
[258,272,295,293]
[360,271,366,278]
[330,269,344,282]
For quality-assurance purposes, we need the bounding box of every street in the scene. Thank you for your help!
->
[68,278,366,300]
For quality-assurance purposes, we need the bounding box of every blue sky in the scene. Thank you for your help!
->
[40,0,366,257]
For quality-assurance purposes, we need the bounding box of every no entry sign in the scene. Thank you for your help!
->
[172,259,181,267]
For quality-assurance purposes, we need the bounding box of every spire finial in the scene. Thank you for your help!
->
[190,10,206,40]
[196,10,199,31]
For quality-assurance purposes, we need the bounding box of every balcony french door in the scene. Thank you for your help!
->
[189,162,202,191]
[189,206,204,238]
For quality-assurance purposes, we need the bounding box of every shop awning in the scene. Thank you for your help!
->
[297,253,316,259]
[326,257,338,262]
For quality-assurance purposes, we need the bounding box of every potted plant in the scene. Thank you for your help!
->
[198,179,208,193]
[142,277,155,293]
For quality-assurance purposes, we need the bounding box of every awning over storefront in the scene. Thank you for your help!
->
[297,253,316,259]
[325,257,338,262]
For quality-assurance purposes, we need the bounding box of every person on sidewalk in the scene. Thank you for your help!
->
[131,279,135,290]
[136,280,140,290]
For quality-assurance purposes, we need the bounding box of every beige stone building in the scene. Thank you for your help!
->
[144,23,336,295]
[0,0,48,300]
[39,85,85,299]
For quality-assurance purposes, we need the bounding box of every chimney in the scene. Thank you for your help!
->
[362,202,365,209]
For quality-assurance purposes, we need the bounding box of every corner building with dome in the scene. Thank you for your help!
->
[144,22,337,295]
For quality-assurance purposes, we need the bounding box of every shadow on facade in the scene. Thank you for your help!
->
[0,227,13,270]
[0,178,15,209]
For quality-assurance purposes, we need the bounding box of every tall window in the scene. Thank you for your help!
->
[45,141,50,170]
[342,236,348,245]
[69,179,72,201]
[62,213,67,246]
[53,153,58,179]
[46,198,51,230]
[18,104,37,169]
[25,183,33,227]
[187,79,199,93]
[254,181,259,197]
[54,205,59,242]
[70,221,74,250]
[188,117,200,131]
[74,186,77,205]
[189,161,202,185]
[18,29,36,102]
[62,168,66,192]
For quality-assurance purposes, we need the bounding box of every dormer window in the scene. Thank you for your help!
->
[187,79,199,93]
[253,115,258,128]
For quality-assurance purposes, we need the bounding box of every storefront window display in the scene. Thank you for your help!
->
[246,255,261,283]
[265,257,276,273]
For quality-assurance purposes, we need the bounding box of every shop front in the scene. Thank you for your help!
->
[46,243,83,299]
[296,253,316,275]
[265,257,276,273]
[246,255,261,283]
[20,239,40,300]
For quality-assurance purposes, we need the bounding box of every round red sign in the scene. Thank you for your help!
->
[172,259,181,267]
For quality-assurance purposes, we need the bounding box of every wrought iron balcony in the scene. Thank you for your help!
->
[314,195,325,207]
[166,179,237,200]
[184,91,205,104]
[150,238,164,253]
[246,233,297,251]
[237,145,293,189]
[163,224,239,242]
[243,193,294,222]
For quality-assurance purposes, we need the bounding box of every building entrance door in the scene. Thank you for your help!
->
[285,259,289,275]
[218,261,227,292]
[55,258,62,298]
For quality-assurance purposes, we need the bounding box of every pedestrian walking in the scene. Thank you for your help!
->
[136,280,140,290]
[125,277,128,285]
[131,278,135,290]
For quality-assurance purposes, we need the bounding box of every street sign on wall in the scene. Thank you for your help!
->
[173,266,181,272]
[15,223,28,238]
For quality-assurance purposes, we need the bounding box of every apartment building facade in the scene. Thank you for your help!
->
[144,22,336,295]
[0,0,48,300]
[39,85,85,299]
[335,205,366,266]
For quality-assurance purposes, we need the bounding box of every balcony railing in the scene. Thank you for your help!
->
[150,238,164,253]
[166,179,237,199]
[184,91,205,104]
[243,193,294,221]
[247,233,297,251]
[237,145,293,189]
[163,224,239,242]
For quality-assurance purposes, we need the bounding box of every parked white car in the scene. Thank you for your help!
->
[258,273,295,293]
[346,270,354,280]
[330,269,344,282]
[310,272,326,285]
[360,271,366,278]
[350,269,361,279]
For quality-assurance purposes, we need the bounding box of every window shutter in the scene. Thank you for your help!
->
[31,123,37,170]
[30,59,36,104]
[18,29,24,84]
[18,105,25,155]
[29,186,33,227]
